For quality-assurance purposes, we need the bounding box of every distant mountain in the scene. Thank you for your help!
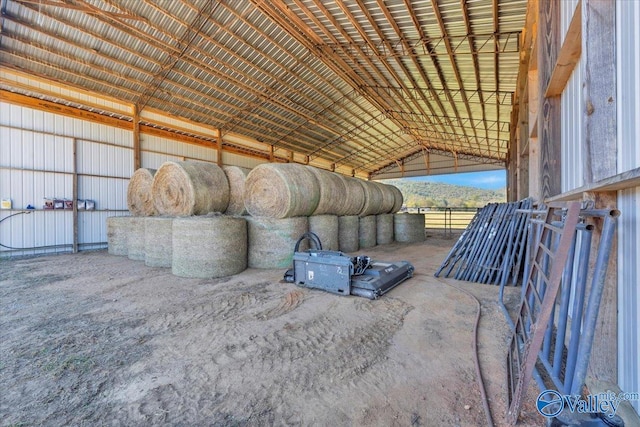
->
[382,179,506,208]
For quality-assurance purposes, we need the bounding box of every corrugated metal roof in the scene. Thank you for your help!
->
[0,0,526,175]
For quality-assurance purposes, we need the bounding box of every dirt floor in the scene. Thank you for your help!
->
[1,234,544,426]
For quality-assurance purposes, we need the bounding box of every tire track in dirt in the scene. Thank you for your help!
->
[254,289,306,321]
[191,296,415,421]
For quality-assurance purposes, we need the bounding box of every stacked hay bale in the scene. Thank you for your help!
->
[358,215,377,249]
[127,217,146,261]
[127,168,157,216]
[376,214,394,245]
[107,216,132,256]
[172,214,247,278]
[244,163,319,218]
[223,166,249,216]
[394,213,426,243]
[338,176,366,216]
[110,161,406,278]
[338,215,359,252]
[152,160,229,216]
[144,217,173,268]
[309,215,339,251]
[306,166,348,216]
[246,216,309,269]
[357,180,384,217]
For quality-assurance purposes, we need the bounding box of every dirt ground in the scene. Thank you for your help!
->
[1,234,543,426]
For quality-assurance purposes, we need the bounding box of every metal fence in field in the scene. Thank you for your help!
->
[404,206,479,234]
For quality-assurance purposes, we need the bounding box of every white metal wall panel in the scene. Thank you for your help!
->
[140,151,184,169]
[560,57,584,193]
[140,134,216,163]
[1,126,75,256]
[220,151,265,170]
[0,103,132,148]
[617,0,640,174]
[560,0,579,44]
[617,187,640,414]
[0,102,133,257]
[616,0,640,416]
[559,0,583,193]
[76,140,133,178]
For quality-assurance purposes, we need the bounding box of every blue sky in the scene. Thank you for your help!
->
[400,169,506,190]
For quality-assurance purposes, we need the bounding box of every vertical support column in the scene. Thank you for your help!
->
[133,104,141,171]
[216,129,223,166]
[538,0,561,200]
[72,138,78,254]
[581,0,618,388]
[269,145,275,162]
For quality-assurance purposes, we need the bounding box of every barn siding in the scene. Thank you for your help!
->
[616,0,640,413]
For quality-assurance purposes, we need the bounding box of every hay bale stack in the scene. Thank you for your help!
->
[127,168,157,216]
[338,215,359,253]
[223,166,249,216]
[376,214,394,245]
[394,213,426,243]
[309,215,339,251]
[152,161,229,216]
[127,217,146,261]
[337,175,366,216]
[246,216,308,269]
[306,166,348,216]
[389,185,404,213]
[107,216,132,256]
[144,217,173,268]
[244,163,320,218]
[172,215,247,278]
[358,180,384,217]
[359,215,377,249]
[374,182,396,214]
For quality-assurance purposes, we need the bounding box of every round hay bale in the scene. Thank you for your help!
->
[222,166,249,216]
[246,216,308,269]
[306,167,348,215]
[375,182,396,214]
[144,217,173,267]
[389,185,404,213]
[127,168,157,216]
[309,215,339,251]
[172,215,247,278]
[152,161,229,216]
[338,215,359,253]
[127,217,146,261]
[358,180,384,217]
[376,214,394,245]
[394,213,426,243]
[107,216,132,256]
[244,163,320,218]
[359,215,377,249]
[337,176,366,216]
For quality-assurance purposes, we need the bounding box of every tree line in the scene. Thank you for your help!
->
[382,179,506,209]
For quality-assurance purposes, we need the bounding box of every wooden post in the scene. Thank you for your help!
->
[538,0,561,200]
[581,0,617,388]
[269,145,275,162]
[216,129,223,166]
[133,104,141,170]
